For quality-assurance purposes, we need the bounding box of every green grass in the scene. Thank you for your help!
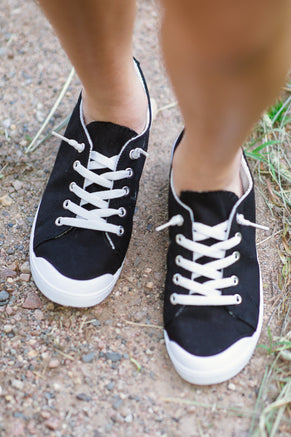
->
[246,82,291,436]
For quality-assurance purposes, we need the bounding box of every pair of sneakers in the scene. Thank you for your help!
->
[30,60,265,385]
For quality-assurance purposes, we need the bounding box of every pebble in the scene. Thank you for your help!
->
[11,379,24,390]
[76,393,92,402]
[133,310,146,322]
[19,273,30,282]
[146,282,153,289]
[124,414,133,423]
[228,383,236,391]
[0,290,10,306]
[105,352,122,362]
[22,294,42,309]
[81,352,95,363]
[34,310,44,320]
[44,418,59,431]
[48,359,60,369]
[3,324,14,333]
[0,194,13,207]
[12,180,23,191]
[20,261,30,274]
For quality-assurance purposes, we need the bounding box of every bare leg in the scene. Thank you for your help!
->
[38,0,147,133]
[160,0,291,196]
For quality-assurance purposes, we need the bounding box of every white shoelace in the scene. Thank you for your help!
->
[157,213,268,306]
[53,132,148,235]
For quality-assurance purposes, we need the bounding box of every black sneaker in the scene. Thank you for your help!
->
[30,60,151,307]
[158,133,267,385]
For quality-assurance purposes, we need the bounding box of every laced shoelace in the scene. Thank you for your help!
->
[157,213,268,306]
[53,131,148,236]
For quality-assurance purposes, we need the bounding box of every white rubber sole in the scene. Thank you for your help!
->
[29,218,122,308]
[165,282,263,385]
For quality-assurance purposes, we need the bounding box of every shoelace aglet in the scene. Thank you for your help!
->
[236,213,269,231]
[156,215,184,232]
[130,148,149,160]
[52,131,85,152]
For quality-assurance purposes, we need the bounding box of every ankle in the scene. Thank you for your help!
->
[172,141,244,197]
[82,66,148,134]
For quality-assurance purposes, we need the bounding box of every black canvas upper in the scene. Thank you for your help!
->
[33,60,151,280]
[164,149,260,357]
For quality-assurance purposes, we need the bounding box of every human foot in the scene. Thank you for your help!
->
[30,60,151,307]
[158,133,267,385]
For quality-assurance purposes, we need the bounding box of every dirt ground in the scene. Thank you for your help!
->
[0,1,287,436]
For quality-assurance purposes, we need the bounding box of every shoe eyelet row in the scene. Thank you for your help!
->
[118,207,127,217]
[175,255,182,266]
[234,294,242,304]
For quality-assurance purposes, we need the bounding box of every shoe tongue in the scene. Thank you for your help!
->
[86,121,137,157]
[180,190,239,226]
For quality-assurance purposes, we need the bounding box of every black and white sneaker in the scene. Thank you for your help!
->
[30,60,151,307]
[158,134,267,385]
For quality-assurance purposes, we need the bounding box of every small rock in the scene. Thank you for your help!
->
[19,273,30,282]
[0,290,10,306]
[22,294,42,309]
[46,302,54,310]
[3,324,14,333]
[12,180,23,191]
[2,118,11,129]
[105,352,122,362]
[145,268,152,274]
[124,414,133,423]
[112,398,123,410]
[40,411,50,420]
[6,306,13,315]
[44,418,59,431]
[76,393,92,402]
[0,194,13,206]
[0,268,17,279]
[34,310,44,320]
[146,282,153,289]
[11,379,24,390]
[133,310,146,322]
[81,352,95,363]
[20,262,30,274]
[48,359,60,369]
[228,383,236,391]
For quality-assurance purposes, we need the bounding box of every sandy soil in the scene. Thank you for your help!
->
[0,1,287,436]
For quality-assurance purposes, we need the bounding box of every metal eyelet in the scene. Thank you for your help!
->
[123,186,130,196]
[73,160,80,170]
[63,200,70,209]
[175,234,183,244]
[175,255,182,266]
[118,226,124,236]
[55,217,62,226]
[232,275,239,286]
[118,207,127,217]
[235,232,242,241]
[126,168,134,178]
[129,149,139,160]
[69,182,76,192]
[78,143,85,153]
[170,294,177,305]
[173,274,180,285]
[235,294,242,304]
[234,251,240,261]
